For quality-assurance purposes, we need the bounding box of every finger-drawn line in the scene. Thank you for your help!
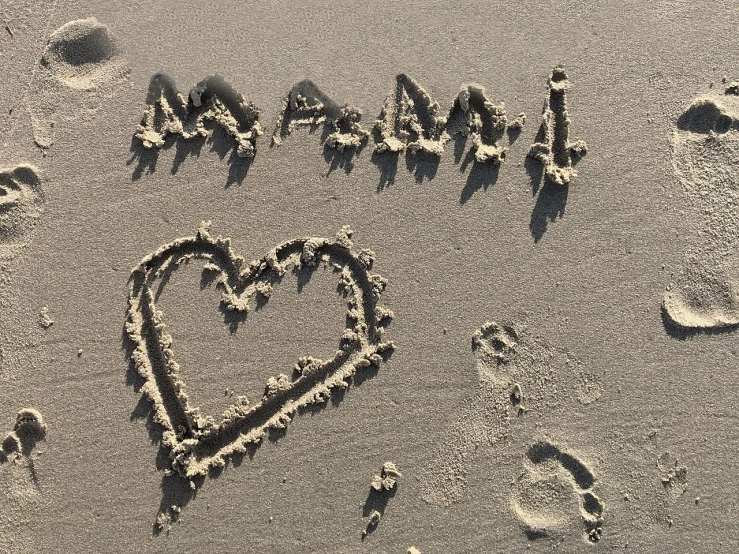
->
[125,223,394,479]
[271,79,369,150]
[135,74,263,159]
[528,66,587,186]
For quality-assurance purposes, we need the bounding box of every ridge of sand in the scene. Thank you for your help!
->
[528,66,587,186]
[133,72,531,164]
[135,74,262,159]
[372,73,450,155]
[447,83,512,164]
[271,79,370,150]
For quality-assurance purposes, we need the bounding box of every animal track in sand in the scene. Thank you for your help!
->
[125,223,394,480]
[421,320,601,507]
[662,85,739,332]
[511,441,604,542]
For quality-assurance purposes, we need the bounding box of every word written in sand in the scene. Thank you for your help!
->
[134,67,586,185]
[125,223,394,479]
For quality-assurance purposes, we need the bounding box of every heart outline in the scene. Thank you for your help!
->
[126,222,394,478]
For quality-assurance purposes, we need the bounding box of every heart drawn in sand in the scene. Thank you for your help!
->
[125,222,394,479]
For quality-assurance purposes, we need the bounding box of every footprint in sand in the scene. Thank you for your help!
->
[41,18,124,89]
[28,17,129,150]
[0,164,43,272]
[0,164,43,382]
[511,440,604,542]
[0,409,47,549]
[421,320,601,510]
[656,451,688,503]
[1,408,46,462]
[662,84,739,331]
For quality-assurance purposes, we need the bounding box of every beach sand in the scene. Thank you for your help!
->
[1,1,739,552]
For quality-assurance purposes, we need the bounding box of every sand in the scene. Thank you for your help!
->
[2,1,739,552]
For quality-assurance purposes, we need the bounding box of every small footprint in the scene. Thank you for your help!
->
[656,452,688,502]
[421,320,601,507]
[29,17,130,150]
[40,17,125,89]
[662,85,739,332]
[0,164,43,267]
[1,408,46,461]
[511,441,604,542]
[0,408,47,497]
[420,323,520,506]
[0,409,47,549]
